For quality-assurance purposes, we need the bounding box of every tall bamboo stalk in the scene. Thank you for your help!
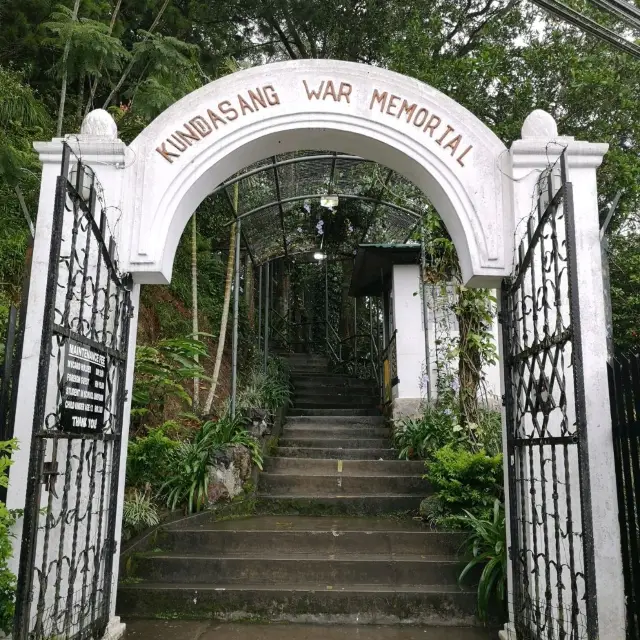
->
[191,213,199,411]
[56,0,81,136]
[203,183,239,414]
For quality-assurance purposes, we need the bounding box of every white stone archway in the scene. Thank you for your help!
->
[6,59,625,640]
[120,60,512,286]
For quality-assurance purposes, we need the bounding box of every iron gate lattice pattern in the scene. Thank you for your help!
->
[501,152,598,640]
[14,143,132,639]
[609,353,640,640]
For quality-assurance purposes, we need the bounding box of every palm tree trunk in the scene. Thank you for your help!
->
[203,184,239,414]
[191,213,200,411]
[56,0,81,136]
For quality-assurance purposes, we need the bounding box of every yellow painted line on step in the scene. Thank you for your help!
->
[337,460,343,473]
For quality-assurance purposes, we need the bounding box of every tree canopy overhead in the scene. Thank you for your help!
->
[1,0,639,348]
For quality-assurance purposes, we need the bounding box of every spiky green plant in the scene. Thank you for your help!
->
[122,489,159,539]
[457,499,507,621]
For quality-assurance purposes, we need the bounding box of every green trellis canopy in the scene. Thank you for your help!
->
[210,150,429,265]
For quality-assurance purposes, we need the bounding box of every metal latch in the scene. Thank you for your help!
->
[42,461,60,498]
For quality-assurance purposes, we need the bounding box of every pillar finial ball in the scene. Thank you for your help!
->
[521,109,558,139]
[80,109,118,138]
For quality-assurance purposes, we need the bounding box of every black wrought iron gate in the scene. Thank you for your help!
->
[14,143,132,639]
[501,152,598,639]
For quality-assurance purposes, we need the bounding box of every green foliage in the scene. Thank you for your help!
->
[236,359,292,418]
[126,427,180,493]
[422,445,503,529]
[161,414,262,513]
[162,439,211,514]
[608,230,640,353]
[123,488,160,541]
[42,5,129,83]
[393,406,458,460]
[394,404,501,461]
[132,336,209,430]
[129,31,202,119]
[0,439,18,634]
[457,500,508,621]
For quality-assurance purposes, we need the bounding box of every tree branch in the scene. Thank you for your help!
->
[102,0,171,110]
[264,14,298,59]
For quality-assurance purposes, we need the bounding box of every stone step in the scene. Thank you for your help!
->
[255,494,425,516]
[283,426,390,438]
[293,388,378,397]
[275,447,397,460]
[156,529,461,557]
[293,400,379,410]
[292,375,376,386]
[157,516,464,556]
[130,552,461,586]
[279,437,391,449]
[263,458,424,475]
[289,408,381,417]
[286,415,385,426]
[117,582,479,624]
[294,377,377,386]
[258,473,429,495]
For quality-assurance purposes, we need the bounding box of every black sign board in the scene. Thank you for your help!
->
[60,339,108,433]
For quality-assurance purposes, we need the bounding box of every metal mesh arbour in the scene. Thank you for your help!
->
[210,151,429,263]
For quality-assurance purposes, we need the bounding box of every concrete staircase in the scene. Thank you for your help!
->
[117,354,480,626]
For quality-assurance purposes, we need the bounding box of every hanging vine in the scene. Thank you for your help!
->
[422,210,497,435]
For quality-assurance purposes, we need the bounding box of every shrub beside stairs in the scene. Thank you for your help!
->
[117,354,482,626]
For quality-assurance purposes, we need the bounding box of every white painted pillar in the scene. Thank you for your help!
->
[7,111,129,638]
[391,264,426,417]
[107,282,141,638]
[501,111,624,639]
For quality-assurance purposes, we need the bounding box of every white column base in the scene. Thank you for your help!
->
[101,616,126,640]
[498,623,516,640]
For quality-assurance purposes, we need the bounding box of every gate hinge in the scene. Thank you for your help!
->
[42,461,60,498]
[501,394,507,407]
[497,311,504,325]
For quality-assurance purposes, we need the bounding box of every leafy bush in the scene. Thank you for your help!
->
[458,500,507,621]
[126,427,180,493]
[236,358,291,418]
[131,336,209,430]
[475,409,502,457]
[123,489,160,540]
[422,445,503,529]
[163,440,211,513]
[162,414,262,513]
[0,439,18,634]
[393,406,457,460]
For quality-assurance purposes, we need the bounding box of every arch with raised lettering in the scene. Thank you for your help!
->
[122,59,511,286]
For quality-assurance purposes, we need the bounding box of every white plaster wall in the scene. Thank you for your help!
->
[391,264,425,400]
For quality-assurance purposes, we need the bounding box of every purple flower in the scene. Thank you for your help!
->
[443,408,452,416]
[451,379,460,392]
[316,220,324,235]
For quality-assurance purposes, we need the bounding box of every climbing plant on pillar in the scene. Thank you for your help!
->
[421,212,497,435]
